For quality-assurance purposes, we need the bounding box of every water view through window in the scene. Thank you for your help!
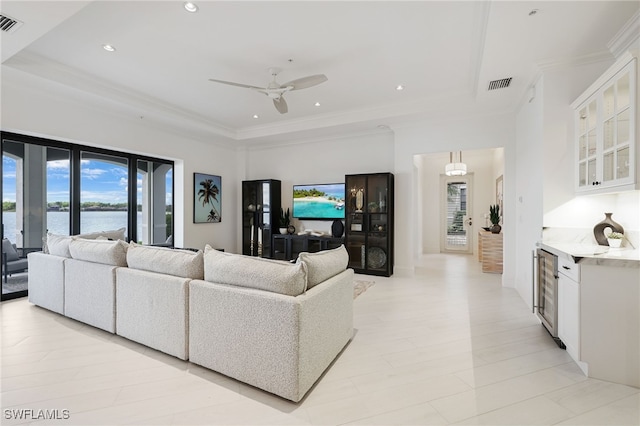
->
[2,133,174,299]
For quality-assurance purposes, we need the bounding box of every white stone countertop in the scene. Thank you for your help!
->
[538,241,640,268]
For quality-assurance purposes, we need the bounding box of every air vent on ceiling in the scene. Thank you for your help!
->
[0,14,23,33]
[487,77,513,91]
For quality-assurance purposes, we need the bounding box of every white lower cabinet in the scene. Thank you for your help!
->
[557,258,588,375]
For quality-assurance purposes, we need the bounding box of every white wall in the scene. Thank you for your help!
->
[2,67,239,252]
[514,76,545,308]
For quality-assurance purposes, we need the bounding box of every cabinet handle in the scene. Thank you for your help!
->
[562,265,570,270]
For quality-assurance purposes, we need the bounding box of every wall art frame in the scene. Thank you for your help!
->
[194,173,221,223]
[496,174,503,220]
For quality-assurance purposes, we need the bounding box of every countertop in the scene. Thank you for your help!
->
[538,241,640,268]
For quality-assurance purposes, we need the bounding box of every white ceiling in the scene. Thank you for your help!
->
[1,1,638,145]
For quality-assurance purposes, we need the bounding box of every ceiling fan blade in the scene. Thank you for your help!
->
[208,78,263,90]
[273,97,288,114]
[281,74,328,91]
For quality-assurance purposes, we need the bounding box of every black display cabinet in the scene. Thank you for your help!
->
[344,173,394,276]
[242,179,281,258]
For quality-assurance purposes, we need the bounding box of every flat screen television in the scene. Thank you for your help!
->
[292,183,345,220]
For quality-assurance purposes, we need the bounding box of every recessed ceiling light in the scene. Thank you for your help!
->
[252,114,259,119]
[184,2,198,13]
[396,85,404,91]
[102,44,116,52]
[314,102,321,107]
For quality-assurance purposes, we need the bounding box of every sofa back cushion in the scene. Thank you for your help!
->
[297,245,349,289]
[126,242,204,279]
[203,245,307,296]
[69,238,128,266]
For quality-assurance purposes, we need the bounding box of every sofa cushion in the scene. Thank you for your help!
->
[203,245,307,296]
[46,233,73,258]
[69,238,128,266]
[127,242,204,279]
[297,245,349,289]
[78,227,127,241]
[2,238,20,261]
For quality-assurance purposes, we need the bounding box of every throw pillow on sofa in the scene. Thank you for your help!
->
[127,242,204,279]
[203,245,307,296]
[69,238,128,266]
[297,245,349,289]
[77,227,127,241]
[44,227,127,255]
[46,233,73,258]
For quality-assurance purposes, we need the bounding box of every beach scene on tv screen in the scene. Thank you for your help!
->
[293,184,345,219]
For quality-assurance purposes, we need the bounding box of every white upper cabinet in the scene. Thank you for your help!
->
[573,53,637,194]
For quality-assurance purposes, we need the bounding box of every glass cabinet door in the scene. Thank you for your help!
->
[574,57,635,193]
[345,173,393,276]
[602,71,631,183]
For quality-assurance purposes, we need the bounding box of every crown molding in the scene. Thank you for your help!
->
[607,9,640,59]
[3,51,238,140]
[536,50,614,72]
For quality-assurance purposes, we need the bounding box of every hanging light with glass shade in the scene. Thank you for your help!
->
[445,151,467,176]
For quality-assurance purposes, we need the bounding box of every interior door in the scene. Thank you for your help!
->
[441,174,473,253]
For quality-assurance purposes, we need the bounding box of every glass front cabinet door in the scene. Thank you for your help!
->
[242,179,281,258]
[345,173,394,276]
[573,53,636,194]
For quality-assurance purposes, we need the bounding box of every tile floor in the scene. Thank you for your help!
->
[1,254,638,425]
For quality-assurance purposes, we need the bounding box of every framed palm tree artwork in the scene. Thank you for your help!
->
[194,173,222,223]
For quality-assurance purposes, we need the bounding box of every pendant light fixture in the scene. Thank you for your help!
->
[445,151,467,176]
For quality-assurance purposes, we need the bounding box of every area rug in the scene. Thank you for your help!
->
[1,272,28,294]
[353,280,374,299]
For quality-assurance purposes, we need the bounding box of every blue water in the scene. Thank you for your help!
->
[2,211,140,243]
[293,199,344,219]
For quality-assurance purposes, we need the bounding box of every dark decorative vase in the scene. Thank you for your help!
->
[331,219,344,238]
[593,213,624,246]
[490,224,501,234]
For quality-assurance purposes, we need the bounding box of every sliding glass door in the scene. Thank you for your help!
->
[2,139,71,300]
[1,132,174,300]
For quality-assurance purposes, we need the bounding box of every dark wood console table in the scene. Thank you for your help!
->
[272,234,344,261]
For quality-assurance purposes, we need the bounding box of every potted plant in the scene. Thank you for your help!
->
[489,204,501,234]
[279,207,290,235]
[607,232,623,248]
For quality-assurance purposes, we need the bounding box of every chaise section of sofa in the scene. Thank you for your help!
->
[189,245,353,402]
[116,243,203,360]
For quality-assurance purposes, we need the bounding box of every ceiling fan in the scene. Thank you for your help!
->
[209,67,327,114]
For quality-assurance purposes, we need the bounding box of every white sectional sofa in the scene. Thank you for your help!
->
[189,246,354,402]
[27,236,353,402]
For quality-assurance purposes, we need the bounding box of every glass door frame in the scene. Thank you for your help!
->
[440,173,474,254]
